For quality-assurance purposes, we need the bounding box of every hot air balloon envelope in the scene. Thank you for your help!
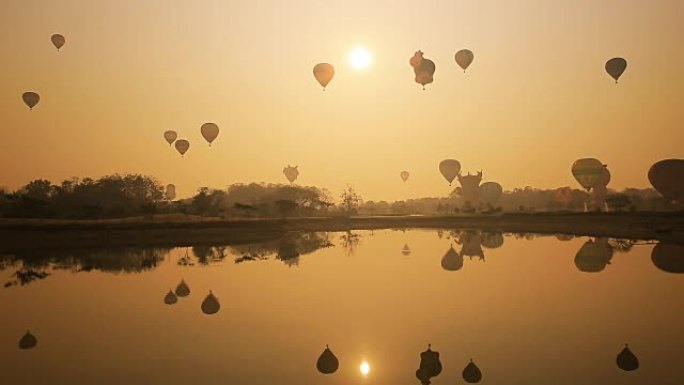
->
[313,63,335,90]
[572,158,605,190]
[201,123,219,145]
[648,159,684,202]
[163,130,177,146]
[164,290,178,305]
[201,291,220,315]
[606,57,627,83]
[283,166,299,184]
[616,345,639,371]
[463,360,483,383]
[19,331,37,349]
[651,243,684,274]
[175,140,190,156]
[439,159,461,185]
[455,49,474,72]
[51,34,65,50]
[22,92,40,110]
[441,247,463,271]
[175,279,190,296]
[400,171,410,182]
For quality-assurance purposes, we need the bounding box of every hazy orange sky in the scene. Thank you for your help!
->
[1,0,682,201]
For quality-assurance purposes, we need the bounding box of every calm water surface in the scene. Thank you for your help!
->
[1,230,683,384]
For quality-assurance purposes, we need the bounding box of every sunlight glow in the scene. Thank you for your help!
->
[349,46,373,69]
[360,361,371,376]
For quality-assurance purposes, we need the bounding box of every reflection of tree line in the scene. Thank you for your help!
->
[233,232,333,266]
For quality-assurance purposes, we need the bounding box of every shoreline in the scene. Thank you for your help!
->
[1,213,682,250]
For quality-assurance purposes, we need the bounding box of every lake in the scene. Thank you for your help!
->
[1,229,682,384]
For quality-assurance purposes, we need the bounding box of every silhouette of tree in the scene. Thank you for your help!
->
[339,185,362,215]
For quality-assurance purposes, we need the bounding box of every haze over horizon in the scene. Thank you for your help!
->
[1,0,682,201]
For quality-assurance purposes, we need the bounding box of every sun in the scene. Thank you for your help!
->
[349,46,373,69]
[359,361,371,376]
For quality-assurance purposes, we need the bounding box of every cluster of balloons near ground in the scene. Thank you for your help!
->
[313,49,627,91]
[162,279,221,315]
[315,343,638,384]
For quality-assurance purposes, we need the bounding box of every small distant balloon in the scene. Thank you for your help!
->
[648,159,684,202]
[19,331,37,349]
[163,130,177,146]
[616,345,639,371]
[410,51,436,90]
[201,291,220,315]
[22,92,40,110]
[313,63,335,90]
[175,140,190,157]
[200,123,219,146]
[455,49,474,72]
[402,244,411,256]
[164,290,178,305]
[165,184,176,201]
[283,165,299,184]
[51,34,65,51]
[400,171,410,182]
[605,57,627,83]
[439,159,461,186]
[316,345,339,374]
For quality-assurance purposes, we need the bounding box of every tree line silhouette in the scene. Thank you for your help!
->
[0,174,679,220]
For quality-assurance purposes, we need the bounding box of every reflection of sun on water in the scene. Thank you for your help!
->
[360,361,371,376]
[349,46,373,69]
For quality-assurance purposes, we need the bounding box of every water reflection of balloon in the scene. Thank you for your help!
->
[574,239,613,272]
[164,290,178,305]
[555,234,574,241]
[605,57,627,83]
[163,130,177,146]
[616,344,639,371]
[439,159,461,186]
[313,63,335,90]
[572,158,605,191]
[175,140,190,157]
[441,247,463,271]
[410,51,436,90]
[455,49,474,72]
[316,345,339,374]
[175,279,190,296]
[200,123,219,146]
[19,331,37,349]
[22,92,40,110]
[400,171,410,183]
[201,291,220,315]
[462,359,483,383]
[402,244,411,256]
[283,165,299,184]
[416,345,442,385]
[648,159,684,202]
[51,34,66,51]
[651,243,684,274]
[481,232,504,249]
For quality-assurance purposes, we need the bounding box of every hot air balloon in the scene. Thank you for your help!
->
[616,345,639,371]
[415,345,442,385]
[648,159,684,203]
[313,63,334,90]
[455,49,474,72]
[402,244,411,256]
[164,290,178,305]
[651,243,684,274]
[165,184,176,201]
[400,171,410,182]
[410,51,436,90]
[439,159,461,186]
[283,165,299,184]
[441,246,463,271]
[163,130,177,146]
[571,158,605,190]
[605,58,627,83]
[18,331,37,349]
[51,34,66,51]
[554,187,574,207]
[22,92,40,110]
[175,139,189,157]
[316,345,339,374]
[201,291,220,315]
[480,182,503,205]
[462,359,482,383]
[175,279,190,296]
[574,238,613,273]
[201,123,219,146]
